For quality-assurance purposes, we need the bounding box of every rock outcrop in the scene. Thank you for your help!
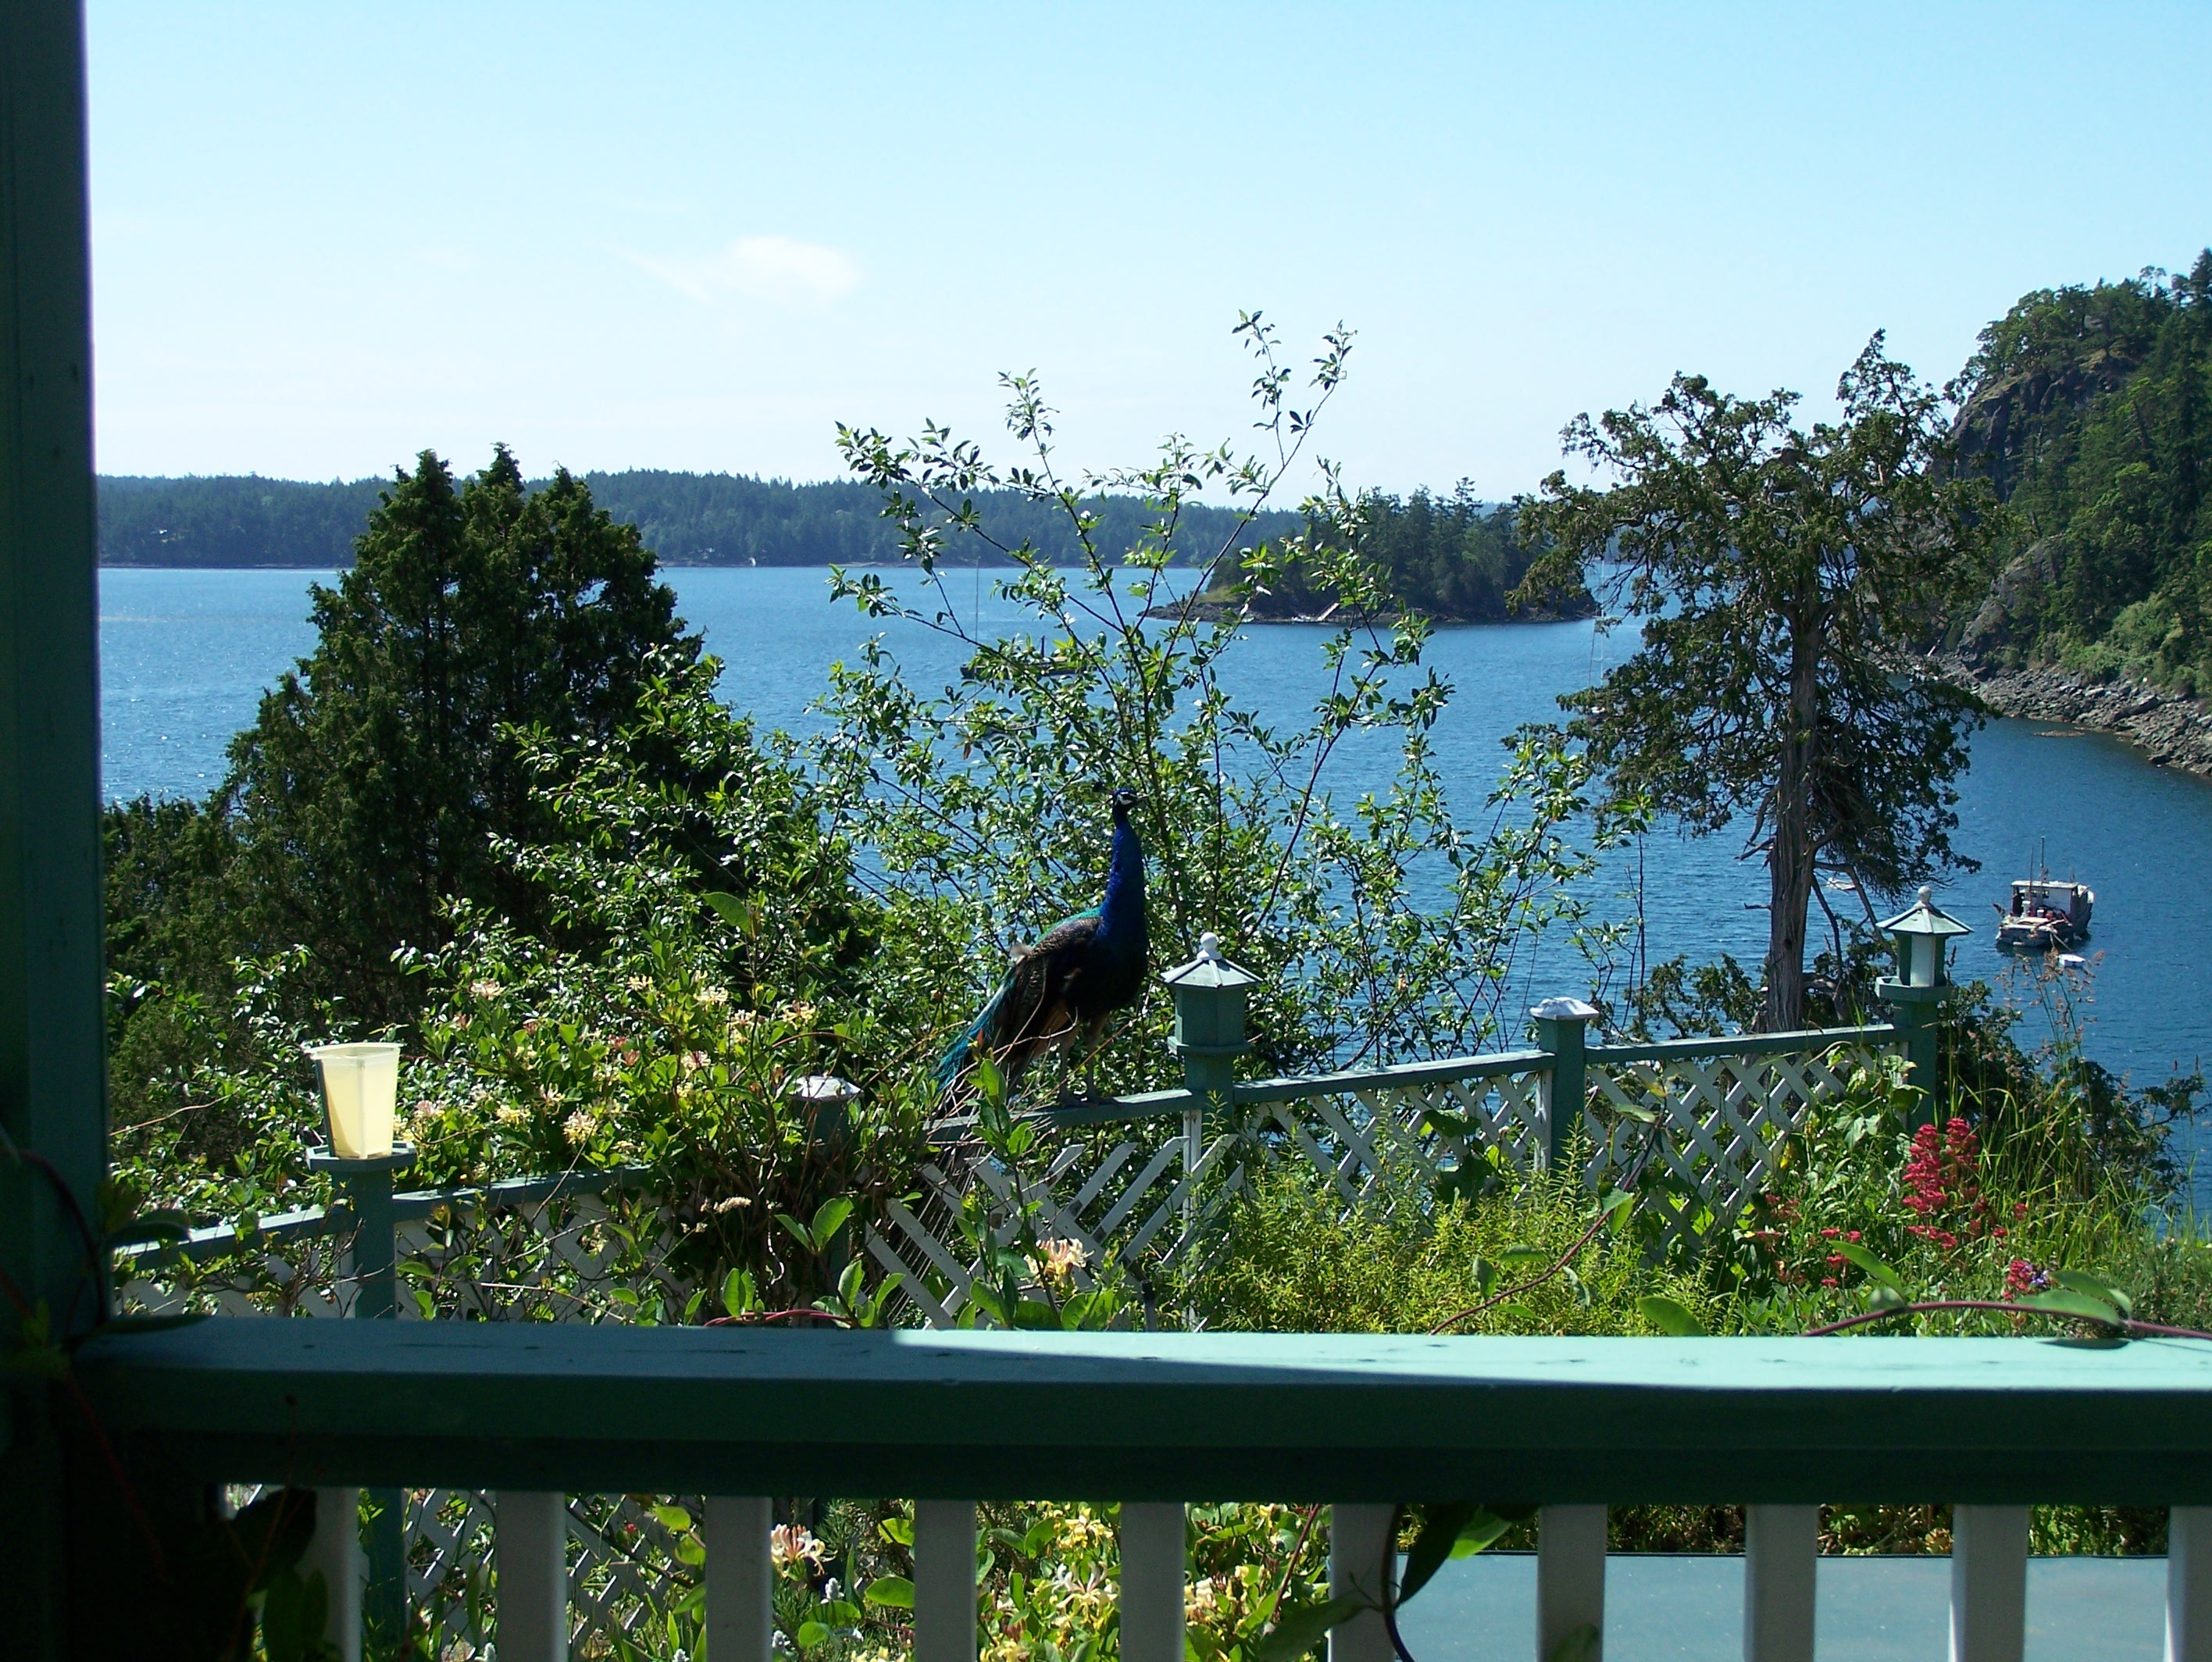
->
[1945,657,2212,778]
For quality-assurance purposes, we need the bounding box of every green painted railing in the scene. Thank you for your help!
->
[76,1319,2212,1662]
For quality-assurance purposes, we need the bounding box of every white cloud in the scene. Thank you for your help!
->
[625,234,861,309]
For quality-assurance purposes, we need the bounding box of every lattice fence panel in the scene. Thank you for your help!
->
[1586,1042,1887,1257]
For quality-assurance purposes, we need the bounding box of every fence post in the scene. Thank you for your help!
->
[1875,886,1972,1129]
[2171,1507,2212,1662]
[914,1499,979,1662]
[707,1496,772,1662]
[303,1487,362,1662]
[1949,1504,2027,1662]
[310,1146,415,1641]
[1537,1505,1607,1661]
[1530,999,1599,1175]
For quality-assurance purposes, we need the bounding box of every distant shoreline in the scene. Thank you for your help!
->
[1943,656,2212,782]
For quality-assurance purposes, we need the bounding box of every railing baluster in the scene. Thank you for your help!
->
[2171,1507,2212,1662]
[302,1485,361,1662]
[497,1490,569,1662]
[707,1496,772,1662]
[1950,1504,2027,1662]
[1538,1505,1606,1660]
[1119,1502,1187,1662]
[915,1499,978,1662]
[1329,1503,1396,1662]
[1742,1504,1816,1662]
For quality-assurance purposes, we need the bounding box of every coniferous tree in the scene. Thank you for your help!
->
[1516,337,1998,1031]
[218,446,697,1022]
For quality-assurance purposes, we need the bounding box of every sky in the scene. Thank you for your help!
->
[85,2,2212,500]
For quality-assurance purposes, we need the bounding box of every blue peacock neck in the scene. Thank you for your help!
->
[1095,808,1147,965]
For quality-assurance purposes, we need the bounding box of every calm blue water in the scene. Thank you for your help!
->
[1397,1553,2167,1660]
[98,565,2212,1116]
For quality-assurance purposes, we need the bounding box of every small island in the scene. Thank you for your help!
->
[1151,485,1596,624]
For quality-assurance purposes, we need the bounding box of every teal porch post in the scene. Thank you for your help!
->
[1531,998,1599,1175]
[0,0,127,1652]
[312,1147,416,1643]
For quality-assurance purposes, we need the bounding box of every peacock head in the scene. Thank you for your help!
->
[1110,785,1140,822]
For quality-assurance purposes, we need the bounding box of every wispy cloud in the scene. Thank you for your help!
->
[624,234,861,309]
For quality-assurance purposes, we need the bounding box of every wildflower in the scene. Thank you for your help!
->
[1821,1276,1839,1287]
[626,974,651,993]
[1030,1238,1090,1285]
[540,1084,564,1106]
[562,1109,598,1147]
[769,1523,825,1572]
[495,1105,528,1127]
[441,1642,476,1662]
[683,1050,709,1074]
[1846,1231,1861,1242]
[1186,1578,1225,1621]
[468,979,501,1003]
[1820,1228,1839,1239]
[1825,1254,1845,1270]
[2006,1258,2049,1296]
[697,985,730,1008]
[783,1000,818,1028]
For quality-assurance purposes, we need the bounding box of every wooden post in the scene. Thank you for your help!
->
[708,1496,772,1662]
[498,1491,569,1662]
[2171,1508,2212,1662]
[0,2,127,1653]
[1531,1000,1599,1175]
[914,1499,978,1662]
[1118,1502,1186,1662]
[1538,1505,1606,1660]
[1742,1504,1816,1662]
[302,1487,363,1662]
[1949,1504,2026,1662]
[1328,1503,1395,1662]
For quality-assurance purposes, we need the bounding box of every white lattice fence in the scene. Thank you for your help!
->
[1586,1042,1890,1257]
[120,1185,704,1655]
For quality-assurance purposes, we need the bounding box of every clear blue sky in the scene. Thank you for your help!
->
[86,2,2212,499]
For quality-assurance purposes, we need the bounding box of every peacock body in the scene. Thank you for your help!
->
[934,787,1148,1092]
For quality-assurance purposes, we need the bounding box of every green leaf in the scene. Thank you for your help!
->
[2018,1288,2125,1325]
[1865,1283,1909,1312]
[864,1575,915,1610]
[1472,1255,1498,1296]
[1497,1245,1549,1268]
[1256,1596,1364,1662]
[797,1619,831,1647]
[820,1599,864,1624]
[653,1503,694,1532]
[701,891,759,936]
[2053,1270,2133,1319]
[1398,1503,1476,1606]
[1834,1240,1903,1291]
[722,1267,758,1318]
[810,1195,854,1250]
[879,1515,914,1548]
[1637,1295,1707,1336]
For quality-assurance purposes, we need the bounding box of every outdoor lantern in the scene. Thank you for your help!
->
[1161,932,1258,1056]
[1876,885,1973,989]
[306,1041,403,1159]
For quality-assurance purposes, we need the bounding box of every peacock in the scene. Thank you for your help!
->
[934,786,1149,1097]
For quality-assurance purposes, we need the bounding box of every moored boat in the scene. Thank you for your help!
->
[1994,877,2094,951]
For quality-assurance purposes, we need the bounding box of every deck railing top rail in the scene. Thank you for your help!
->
[78,1319,2212,1507]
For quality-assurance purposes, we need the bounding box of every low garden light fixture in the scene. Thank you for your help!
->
[305,1040,404,1159]
[1875,886,1973,1125]
[1878,885,1972,990]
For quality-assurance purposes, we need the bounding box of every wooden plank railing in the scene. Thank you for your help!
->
[77,1320,2212,1662]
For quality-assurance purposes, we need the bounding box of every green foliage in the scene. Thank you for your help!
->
[219,445,697,1025]
[1183,483,1591,624]
[1952,250,2212,687]
[824,316,1631,1085]
[1193,1160,1719,1337]
[96,467,1296,570]
[1516,335,2000,1029]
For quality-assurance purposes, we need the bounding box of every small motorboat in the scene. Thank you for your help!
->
[1994,877,2094,952]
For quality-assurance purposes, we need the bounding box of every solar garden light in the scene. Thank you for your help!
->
[303,1042,414,1320]
[1162,932,1256,1107]
[1875,886,1973,1125]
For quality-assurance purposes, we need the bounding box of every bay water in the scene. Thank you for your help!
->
[100,565,2212,1188]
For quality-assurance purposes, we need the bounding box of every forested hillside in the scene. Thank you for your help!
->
[1951,251,2212,690]
[96,468,1297,569]
[1177,484,1593,623]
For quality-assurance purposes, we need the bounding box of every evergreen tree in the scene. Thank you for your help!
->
[1516,337,1998,1031]
[218,446,697,1021]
